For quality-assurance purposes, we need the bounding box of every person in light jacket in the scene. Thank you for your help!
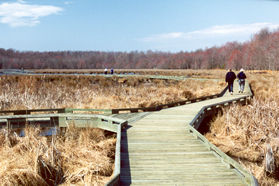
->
[237,68,246,93]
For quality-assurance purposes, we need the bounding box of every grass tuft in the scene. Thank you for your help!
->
[0,126,116,185]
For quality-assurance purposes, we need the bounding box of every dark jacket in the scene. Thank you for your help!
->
[226,71,236,83]
[237,71,246,80]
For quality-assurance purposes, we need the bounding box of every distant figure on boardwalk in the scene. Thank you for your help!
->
[104,68,108,75]
[225,69,236,95]
[110,68,114,74]
[237,68,246,93]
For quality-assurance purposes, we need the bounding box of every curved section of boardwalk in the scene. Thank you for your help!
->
[120,81,254,185]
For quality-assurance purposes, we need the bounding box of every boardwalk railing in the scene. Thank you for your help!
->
[0,113,126,132]
[188,125,258,185]
[0,112,127,185]
[110,86,228,114]
[0,86,228,116]
[187,80,257,185]
[105,120,127,186]
[0,111,128,185]
[190,81,252,129]
[0,108,113,115]
[190,95,250,129]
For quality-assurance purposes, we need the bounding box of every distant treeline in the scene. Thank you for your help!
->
[1,28,279,70]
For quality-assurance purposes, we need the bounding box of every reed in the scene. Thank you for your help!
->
[0,126,116,185]
[0,75,223,110]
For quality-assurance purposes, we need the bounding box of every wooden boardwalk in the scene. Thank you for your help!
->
[120,81,256,185]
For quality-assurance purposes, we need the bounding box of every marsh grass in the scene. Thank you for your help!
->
[0,126,116,185]
[0,75,224,110]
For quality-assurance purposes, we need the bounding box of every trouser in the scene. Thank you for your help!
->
[228,82,234,92]
[239,79,245,92]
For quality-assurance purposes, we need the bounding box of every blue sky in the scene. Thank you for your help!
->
[0,0,279,52]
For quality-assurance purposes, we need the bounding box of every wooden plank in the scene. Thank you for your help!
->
[121,164,232,172]
[122,139,202,144]
[122,162,230,169]
[121,172,241,178]
[120,179,245,185]
[121,166,234,173]
[143,114,196,119]
[130,120,189,125]
[121,175,244,181]
[122,147,209,153]
[122,154,218,160]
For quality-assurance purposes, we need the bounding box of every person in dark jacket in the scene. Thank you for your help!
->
[237,68,246,93]
[225,69,236,95]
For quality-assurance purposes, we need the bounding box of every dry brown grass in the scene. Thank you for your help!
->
[0,75,224,110]
[206,71,279,185]
[0,72,225,185]
[0,126,116,185]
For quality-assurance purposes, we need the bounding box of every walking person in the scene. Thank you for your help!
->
[225,69,236,95]
[237,68,246,93]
